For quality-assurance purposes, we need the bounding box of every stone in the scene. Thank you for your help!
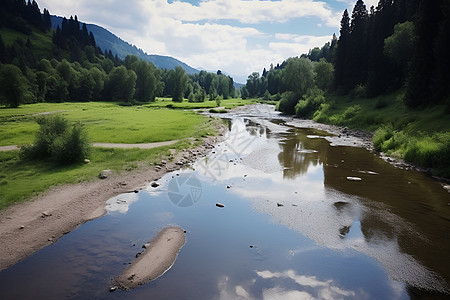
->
[216,203,225,208]
[109,286,117,292]
[99,170,112,179]
[20,225,25,230]
[143,243,151,249]
[346,177,362,181]
[41,211,52,218]
[277,203,284,207]
[84,159,91,164]
[150,182,159,188]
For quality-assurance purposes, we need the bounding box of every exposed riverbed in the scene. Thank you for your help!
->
[0,105,448,299]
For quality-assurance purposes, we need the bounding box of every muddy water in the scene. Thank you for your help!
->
[0,105,449,299]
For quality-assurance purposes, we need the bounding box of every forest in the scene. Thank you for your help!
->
[243,0,450,113]
[0,0,235,107]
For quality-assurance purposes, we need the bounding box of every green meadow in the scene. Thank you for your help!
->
[0,100,230,208]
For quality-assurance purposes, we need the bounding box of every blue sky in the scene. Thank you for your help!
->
[38,0,379,82]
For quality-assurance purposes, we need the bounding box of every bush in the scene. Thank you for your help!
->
[21,115,91,165]
[349,84,367,99]
[295,88,325,118]
[188,92,195,103]
[277,91,299,114]
[373,125,394,151]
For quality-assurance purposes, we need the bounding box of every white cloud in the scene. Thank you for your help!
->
[37,0,342,81]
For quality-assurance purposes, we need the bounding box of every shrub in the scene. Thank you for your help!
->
[295,88,325,118]
[188,92,195,103]
[21,115,91,165]
[277,91,299,114]
[373,125,394,151]
[349,84,367,99]
[374,97,388,109]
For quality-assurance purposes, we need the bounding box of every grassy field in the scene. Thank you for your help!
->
[144,97,255,110]
[0,102,217,146]
[0,101,227,208]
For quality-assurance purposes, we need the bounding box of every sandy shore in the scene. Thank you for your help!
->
[0,128,225,271]
[114,226,186,290]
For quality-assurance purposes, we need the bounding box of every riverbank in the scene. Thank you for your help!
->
[0,126,226,271]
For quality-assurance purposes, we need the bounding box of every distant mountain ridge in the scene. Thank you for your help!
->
[50,15,199,74]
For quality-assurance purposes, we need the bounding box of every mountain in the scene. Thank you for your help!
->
[50,16,199,74]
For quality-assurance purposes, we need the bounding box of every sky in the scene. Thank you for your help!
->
[37,0,379,83]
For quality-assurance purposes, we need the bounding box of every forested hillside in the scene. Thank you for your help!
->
[245,0,449,109]
[242,0,449,177]
[0,0,235,107]
[50,16,199,75]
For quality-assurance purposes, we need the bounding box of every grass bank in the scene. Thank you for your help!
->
[309,91,450,177]
[0,101,224,208]
[145,97,255,110]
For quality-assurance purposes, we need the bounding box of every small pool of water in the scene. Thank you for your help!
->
[0,106,448,299]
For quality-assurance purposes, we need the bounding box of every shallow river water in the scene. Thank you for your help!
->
[0,105,449,299]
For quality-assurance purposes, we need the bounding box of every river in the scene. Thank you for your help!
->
[0,105,448,299]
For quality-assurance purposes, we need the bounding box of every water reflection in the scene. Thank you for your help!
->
[0,105,448,299]
[204,111,449,294]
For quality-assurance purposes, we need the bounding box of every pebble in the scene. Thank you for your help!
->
[109,287,117,292]
[41,211,52,218]
[216,203,225,208]
[150,182,159,188]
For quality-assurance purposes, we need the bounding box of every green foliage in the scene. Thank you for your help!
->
[314,58,334,92]
[282,57,314,97]
[373,126,450,177]
[295,88,325,118]
[104,66,137,102]
[21,115,91,165]
[384,21,416,73]
[171,66,187,102]
[277,91,299,115]
[0,64,28,107]
[188,92,195,103]
[215,95,223,107]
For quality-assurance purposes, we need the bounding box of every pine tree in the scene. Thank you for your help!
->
[432,0,450,101]
[345,0,368,91]
[42,8,51,30]
[405,0,442,107]
[366,0,397,97]
[334,9,350,91]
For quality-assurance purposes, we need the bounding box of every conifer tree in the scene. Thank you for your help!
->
[334,9,350,91]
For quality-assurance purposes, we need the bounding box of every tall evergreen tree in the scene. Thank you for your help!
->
[405,0,442,107]
[345,0,368,91]
[432,0,450,102]
[366,0,397,97]
[334,9,350,91]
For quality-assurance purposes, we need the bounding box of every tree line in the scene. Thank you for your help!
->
[0,0,236,107]
[244,0,449,114]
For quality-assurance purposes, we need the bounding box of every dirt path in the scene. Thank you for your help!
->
[0,140,186,151]
[0,130,225,271]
